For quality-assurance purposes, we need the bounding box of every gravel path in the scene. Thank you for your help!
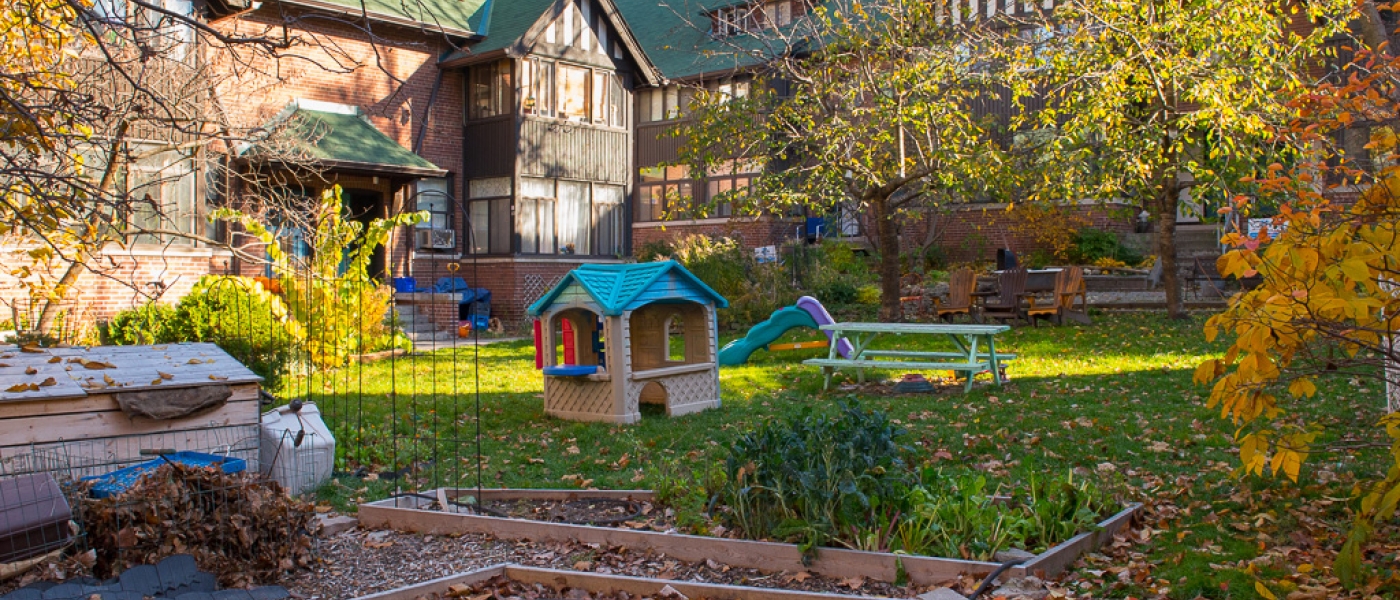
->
[289,526,937,599]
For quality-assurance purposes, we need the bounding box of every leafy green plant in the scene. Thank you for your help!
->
[102,276,300,390]
[216,186,420,368]
[719,402,914,553]
[1069,228,1141,266]
[855,285,881,306]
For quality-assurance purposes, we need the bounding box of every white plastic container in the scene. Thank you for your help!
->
[259,402,335,496]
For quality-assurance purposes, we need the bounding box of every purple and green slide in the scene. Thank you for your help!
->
[717,296,854,366]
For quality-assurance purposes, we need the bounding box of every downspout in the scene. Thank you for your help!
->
[413,68,445,154]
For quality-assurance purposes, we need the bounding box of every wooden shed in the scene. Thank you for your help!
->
[527,261,728,424]
[0,343,263,477]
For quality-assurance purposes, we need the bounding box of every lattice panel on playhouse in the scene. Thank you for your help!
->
[544,378,614,417]
[625,370,719,417]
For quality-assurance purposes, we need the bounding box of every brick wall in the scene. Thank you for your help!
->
[0,246,234,332]
[403,258,618,329]
[900,203,1138,264]
[632,217,806,251]
[213,9,466,279]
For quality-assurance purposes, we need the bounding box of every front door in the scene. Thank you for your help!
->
[342,187,387,280]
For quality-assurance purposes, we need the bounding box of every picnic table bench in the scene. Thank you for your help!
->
[803,322,1014,393]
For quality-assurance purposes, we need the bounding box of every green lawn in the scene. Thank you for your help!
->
[296,312,1395,599]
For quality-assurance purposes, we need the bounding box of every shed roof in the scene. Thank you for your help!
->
[275,0,491,38]
[527,261,729,316]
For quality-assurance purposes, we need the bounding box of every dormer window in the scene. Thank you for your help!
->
[711,1,802,37]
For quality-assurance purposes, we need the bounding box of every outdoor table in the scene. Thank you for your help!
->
[803,322,1014,393]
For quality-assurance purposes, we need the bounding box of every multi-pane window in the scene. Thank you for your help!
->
[468,177,511,254]
[636,165,692,222]
[712,1,803,37]
[126,148,198,244]
[515,178,625,255]
[415,177,451,230]
[523,59,625,127]
[468,60,512,120]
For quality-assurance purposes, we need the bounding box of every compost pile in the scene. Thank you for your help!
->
[81,465,317,587]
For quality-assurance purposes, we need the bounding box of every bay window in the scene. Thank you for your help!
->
[523,59,624,127]
[557,64,590,121]
[593,184,625,257]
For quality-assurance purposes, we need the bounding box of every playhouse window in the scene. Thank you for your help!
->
[665,315,685,362]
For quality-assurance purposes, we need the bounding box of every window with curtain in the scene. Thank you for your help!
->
[468,177,510,254]
[593,184,625,257]
[127,148,197,244]
[520,177,557,254]
[557,180,591,255]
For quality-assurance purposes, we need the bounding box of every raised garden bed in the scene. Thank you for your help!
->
[358,489,1140,587]
[354,563,886,600]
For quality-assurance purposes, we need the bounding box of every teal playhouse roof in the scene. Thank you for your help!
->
[527,261,729,317]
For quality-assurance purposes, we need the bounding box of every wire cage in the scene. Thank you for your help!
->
[0,427,263,577]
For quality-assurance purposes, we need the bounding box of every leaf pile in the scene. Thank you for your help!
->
[80,464,317,587]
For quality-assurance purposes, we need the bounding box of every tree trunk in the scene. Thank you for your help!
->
[873,194,903,322]
[1358,1,1393,56]
[1157,174,1184,319]
[34,256,88,335]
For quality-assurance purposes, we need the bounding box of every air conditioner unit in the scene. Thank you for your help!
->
[415,228,455,250]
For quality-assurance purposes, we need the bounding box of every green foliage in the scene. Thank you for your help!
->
[103,276,299,389]
[854,285,881,306]
[1068,228,1140,266]
[720,403,913,553]
[812,280,857,305]
[634,239,675,263]
[216,186,420,368]
[717,403,1115,560]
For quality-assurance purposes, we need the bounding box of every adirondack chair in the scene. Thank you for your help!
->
[934,268,977,322]
[1027,266,1091,326]
[979,268,1029,324]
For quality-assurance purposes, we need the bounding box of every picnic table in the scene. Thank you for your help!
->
[803,322,1014,393]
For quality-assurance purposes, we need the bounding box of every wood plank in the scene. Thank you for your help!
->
[446,488,656,502]
[1012,503,1141,578]
[353,565,508,600]
[0,383,258,420]
[803,359,990,371]
[359,495,1000,586]
[0,399,261,448]
[0,423,261,478]
[821,323,1010,335]
[505,567,881,600]
[630,362,715,381]
[860,351,1017,360]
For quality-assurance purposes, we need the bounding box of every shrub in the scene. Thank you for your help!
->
[855,284,881,305]
[1069,228,1141,266]
[103,276,299,390]
[813,280,857,304]
[635,239,675,263]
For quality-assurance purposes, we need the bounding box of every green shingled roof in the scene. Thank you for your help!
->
[614,0,797,80]
[245,101,445,176]
[528,261,729,316]
[461,0,557,55]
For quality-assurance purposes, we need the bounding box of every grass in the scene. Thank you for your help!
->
[295,312,1394,599]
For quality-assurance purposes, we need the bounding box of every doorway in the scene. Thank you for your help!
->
[342,187,386,280]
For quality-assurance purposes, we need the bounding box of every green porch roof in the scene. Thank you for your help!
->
[527,261,729,316]
[245,100,446,177]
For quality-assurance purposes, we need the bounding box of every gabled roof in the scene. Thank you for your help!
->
[438,0,662,85]
[241,99,446,177]
[528,261,729,316]
[275,0,491,38]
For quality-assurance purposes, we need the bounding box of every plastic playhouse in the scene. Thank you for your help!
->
[717,296,853,365]
[527,261,728,423]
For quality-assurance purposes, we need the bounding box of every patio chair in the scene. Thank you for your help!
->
[934,268,978,322]
[979,267,1030,324]
[1028,266,1090,326]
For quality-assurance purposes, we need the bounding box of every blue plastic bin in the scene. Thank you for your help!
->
[392,277,418,293]
[82,452,248,498]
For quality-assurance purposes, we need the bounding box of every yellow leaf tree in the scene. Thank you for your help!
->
[1198,43,1400,587]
